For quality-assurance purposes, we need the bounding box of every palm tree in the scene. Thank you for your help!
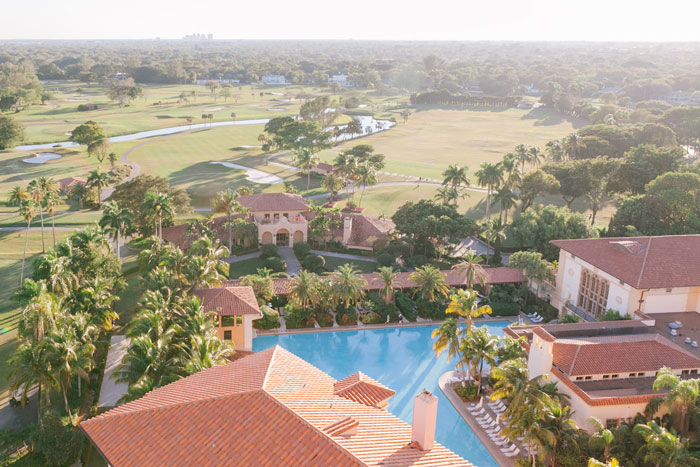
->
[87,169,110,206]
[321,172,343,199]
[483,218,507,260]
[46,326,93,422]
[99,202,134,260]
[514,144,532,175]
[18,200,37,285]
[541,400,578,467]
[289,270,320,309]
[44,251,78,296]
[500,154,522,192]
[442,164,470,188]
[377,266,399,304]
[446,288,492,334]
[355,161,378,208]
[19,289,60,343]
[27,179,46,253]
[562,133,582,160]
[213,189,247,252]
[475,162,503,219]
[650,366,699,434]
[330,264,366,309]
[69,183,90,209]
[528,146,544,169]
[493,187,519,223]
[633,421,699,467]
[8,340,54,416]
[184,255,226,292]
[43,179,60,247]
[545,140,565,162]
[589,417,616,462]
[143,192,174,240]
[9,185,29,207]
[434,186,457,205]
[295,148,320,190]
[409,265,449,301]
[431,318,467,379]
[462,326,498,397]
[451,249,488,289]
[180,333,234,373]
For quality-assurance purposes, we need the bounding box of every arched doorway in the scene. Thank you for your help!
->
[293,230,304,245]
[276,229,289,247]
[262,232,273,245]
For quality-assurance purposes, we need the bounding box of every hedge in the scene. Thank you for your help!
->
[253,306,281,330]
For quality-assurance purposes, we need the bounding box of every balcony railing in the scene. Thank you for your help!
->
[564,301,596,322]
[256,216,307,226]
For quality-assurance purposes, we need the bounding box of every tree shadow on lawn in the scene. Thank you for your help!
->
[463,197,488,220]
[520,107,586,129]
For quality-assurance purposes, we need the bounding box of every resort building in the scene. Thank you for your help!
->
[261,74,288,85]
[194,286,262,351]
[57,176,86,194]
[80,346,473,466]
[328,74,350,86]
[162,193,397,251]
[310,161,334,175]
[550,235,700,321]
[507,320,700,432]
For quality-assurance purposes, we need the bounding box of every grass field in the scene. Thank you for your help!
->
[320,255,377,273]
[320,107,585,180]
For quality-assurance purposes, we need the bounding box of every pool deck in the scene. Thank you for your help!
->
[255,316,517,336]
[438,371,516,467]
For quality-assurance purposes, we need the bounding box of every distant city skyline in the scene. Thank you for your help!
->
[3,0,700,42]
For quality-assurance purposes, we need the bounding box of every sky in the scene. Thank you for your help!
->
[3,0,700,41]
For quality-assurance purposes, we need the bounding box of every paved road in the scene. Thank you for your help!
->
[310,250,377,262]
[278,247,302,275]
[0,387,38,431]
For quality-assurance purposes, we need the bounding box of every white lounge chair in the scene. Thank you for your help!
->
[500,444,518,454]
[505,448,521,458]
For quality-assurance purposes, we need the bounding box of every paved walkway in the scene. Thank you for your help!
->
[97,335,130,409]
[439,371,515,466]
[278,247,302,275]
[223,251,261,264]
[310,250,377,262]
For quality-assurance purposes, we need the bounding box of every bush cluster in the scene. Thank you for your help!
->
[301,254,325,273]
[260,244,279,259]
[335,305,358,325]
[395,291,418,322]
[253,306,281,330]
[284,306,315,329]
[262,256,286,273]
[315,311,334,327]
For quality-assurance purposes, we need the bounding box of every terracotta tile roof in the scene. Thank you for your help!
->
[552,334,700,376]
[334,372,396,407]
[551,367,660,407]
[57,176,86,192]
[316,162,334,171]
[347,215,395,248]
[194,286,262,316]
[238,193,309,212]
[81,346,472,467]
[551,235,700,289]
[161,216,244,251]
[533,327,556,343]
[225,267,524,296]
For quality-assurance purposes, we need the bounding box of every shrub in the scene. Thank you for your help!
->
[598,309,631,321]
[32,412,82,466]
[301,254,325,273]
[377,253,395,267]
[253,306,281,330]
[269,294,287,308]
[395,291,417,322]
[315,311,334,327]
[559,314,580,324]
[416,296,448,320]
[406,254,429,268]
[490,300,520,316]
[263,256,286,273]
[260,244,279,259]
[454,383,479,402]
[361,312,383,324]
[336,305,358,325]
[285,306,315,329]
[77,103,98,111]
[293,241,311,258]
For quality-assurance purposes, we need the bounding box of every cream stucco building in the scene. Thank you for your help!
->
[550,235,700,321]
[194,286,262,351]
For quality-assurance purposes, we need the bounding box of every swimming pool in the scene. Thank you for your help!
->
[253,321,508,466]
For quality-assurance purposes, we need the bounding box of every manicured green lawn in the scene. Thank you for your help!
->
[228,256,267,279]
[319,107,585,180]
[320,255,377,273]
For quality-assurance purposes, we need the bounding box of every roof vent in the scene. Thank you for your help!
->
[609,240,644,255]
[323,416,359,437]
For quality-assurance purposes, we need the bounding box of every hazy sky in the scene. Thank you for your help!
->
[3,0,700,41]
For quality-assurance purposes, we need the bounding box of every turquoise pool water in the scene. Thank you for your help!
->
[253,321,508,467]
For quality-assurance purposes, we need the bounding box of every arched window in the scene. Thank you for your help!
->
[578,270,609,317]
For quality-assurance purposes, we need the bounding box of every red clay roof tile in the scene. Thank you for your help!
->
[194,286,262,316]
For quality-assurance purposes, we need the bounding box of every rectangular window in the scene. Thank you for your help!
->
[575,377,583,381]
[578,269,610,317]
[274,213,279,222]
[611,374,619,379]
[264,214,270,220]
[682,369,690,375]
[629,373,636,378]
[585,376,592,380]
[221,316,236,327]
[223,330,232,340]
[603,375,610,379]
[666,288,673,293]
[691,369,698,375]
[637,372,645,377]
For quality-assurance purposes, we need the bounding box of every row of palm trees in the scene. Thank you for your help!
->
[9,227,123,425]
[118,234,232,401]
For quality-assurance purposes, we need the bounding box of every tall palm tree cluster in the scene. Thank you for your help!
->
[118,234,233,401]
[333,144,385,208]
[9,227,124,425]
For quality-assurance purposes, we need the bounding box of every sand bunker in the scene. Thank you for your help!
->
[22,152,62,164]
[210,161,282,184]
[267,108,285,111]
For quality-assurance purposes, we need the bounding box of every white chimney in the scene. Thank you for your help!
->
[342,217,352,245]
[411,390,438,451]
